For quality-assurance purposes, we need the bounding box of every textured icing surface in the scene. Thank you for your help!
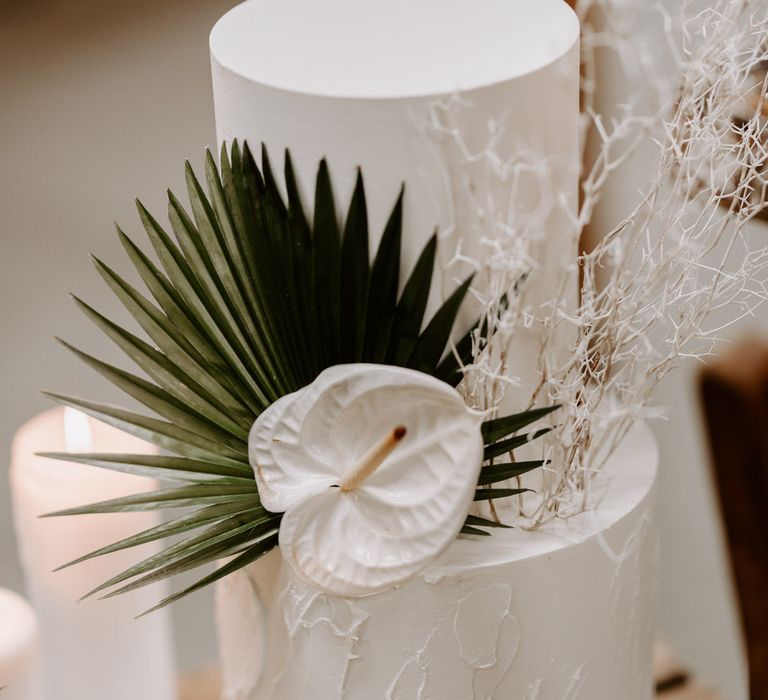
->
[381,583,522,699]
[217,422,659,700]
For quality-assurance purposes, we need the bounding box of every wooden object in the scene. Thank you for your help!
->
[700,336,768,700]
[178,667,220,700]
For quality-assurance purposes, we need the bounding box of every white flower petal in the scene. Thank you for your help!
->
[248,389,329,513]
[279,474,478,597]
[249,365,373,512]
[250,364,484,596]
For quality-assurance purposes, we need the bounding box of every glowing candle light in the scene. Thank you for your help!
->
[9,407,176,700]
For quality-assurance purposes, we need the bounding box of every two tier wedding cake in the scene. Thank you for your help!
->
[209,1,659,698]
[30,0,768,697]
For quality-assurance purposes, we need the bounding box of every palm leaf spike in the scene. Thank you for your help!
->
[274,149,315,380]
[459,409,555,536]
[259,146,310,380]
[116,226,230,377]
[204,148,291,397]
[312,158,342,366]
[386,231,436,365]
[36,451,252,482]
[406,274,474,374]
[135,199,268,414]
[218,141,267,348]
[239,142,304,388]
[185,157,268,372]
[167,187,278,406]
[284,150,323,377]
[89,250,253,425]
[481,404,560,443]
[48,142,558,611]
[339,169,370,362]
[364,185,403,362]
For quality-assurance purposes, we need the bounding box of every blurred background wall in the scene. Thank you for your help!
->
[0,0,755,694]
[0,0,238,671]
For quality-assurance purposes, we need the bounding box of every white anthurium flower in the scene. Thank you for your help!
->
[249,364,484,597]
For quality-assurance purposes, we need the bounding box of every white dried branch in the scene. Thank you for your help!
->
[426,0,768,527]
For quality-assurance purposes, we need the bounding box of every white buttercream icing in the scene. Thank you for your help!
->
[217,421,658,699]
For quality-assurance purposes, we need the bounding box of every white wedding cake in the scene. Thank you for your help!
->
[209,0,659,698]
[217,424,657,699]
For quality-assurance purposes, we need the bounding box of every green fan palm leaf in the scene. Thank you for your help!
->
[50,500,261,572]
[48,141,557,611]
[37,451,252,481]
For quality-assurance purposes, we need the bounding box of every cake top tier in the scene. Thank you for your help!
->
[210,0,579,99]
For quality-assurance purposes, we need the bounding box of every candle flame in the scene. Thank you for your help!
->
[64,407,93,452]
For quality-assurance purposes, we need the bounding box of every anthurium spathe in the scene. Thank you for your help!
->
[249,364,484,596]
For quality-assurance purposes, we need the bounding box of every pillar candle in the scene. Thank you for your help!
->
[9,407,176,700]
[0,588,42,700]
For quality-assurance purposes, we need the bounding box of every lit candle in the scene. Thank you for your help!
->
[0,588,42,700]
[9,407,176,700]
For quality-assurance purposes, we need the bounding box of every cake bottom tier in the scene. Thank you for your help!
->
[216,421,658,700]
